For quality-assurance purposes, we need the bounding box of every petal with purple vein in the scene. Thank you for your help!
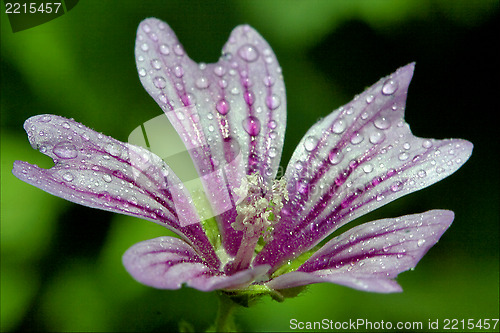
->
[12,114,218,267]
[266,210,453,292]
[123,236,270,291]
[135,18,286,255]
[256,64,472,270]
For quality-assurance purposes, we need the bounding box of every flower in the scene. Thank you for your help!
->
[12,18,472,297]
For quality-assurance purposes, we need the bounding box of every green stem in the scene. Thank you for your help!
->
[214,292,238,332]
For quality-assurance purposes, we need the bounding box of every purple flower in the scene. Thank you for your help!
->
[13,18,472,296]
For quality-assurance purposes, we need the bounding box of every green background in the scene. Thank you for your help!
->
[1,1,498,331]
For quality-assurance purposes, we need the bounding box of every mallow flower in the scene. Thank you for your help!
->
[13,18,472,308]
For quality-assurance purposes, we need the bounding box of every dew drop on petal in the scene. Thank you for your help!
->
[174,66,184,78]
[151,59,161,70]
[213,65,226,77]
[331,119,346,134]
[238,44,259,62]
[382,79,398,95]
[243,116,261,136]
[304,136,318,152]
[102,174,112,183]
[391,181,403,192]
[366,94,375,104]
[363,163,373,173]
[350,132,364,145]
[417,170,427,178]
[105,143,122,157]
[159,44,170,55]
[216,99,230,115]
[266,94,281,110]
[62,172,74,182]
[153,76,167,89]
[328,148,343,165]
[369,131,385,144]
[422,140,433,149]
[173,44,184,56]
[53,142,78,159]
[398,152,409,161]
[138,68,147,77]
[374,117,391,130]
[417,239,426,247]
[195,77,209,89]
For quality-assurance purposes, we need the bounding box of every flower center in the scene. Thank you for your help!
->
[224,173,288,274]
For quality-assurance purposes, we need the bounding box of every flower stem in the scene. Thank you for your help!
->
[214,292,238,332]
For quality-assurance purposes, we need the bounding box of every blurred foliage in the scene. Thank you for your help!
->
[1,0,498,332]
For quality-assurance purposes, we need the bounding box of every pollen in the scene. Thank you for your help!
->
[232,173,289,242]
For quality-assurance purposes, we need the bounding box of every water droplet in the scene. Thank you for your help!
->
[268,120,277,129]
[304,136,317,152]
[369,131,385,144]
[238,44,259,62]
[422,140,433,149]
[244,91,255,106]
[363,163,373,173]
[102,174,112,183]
[243,116,261,136]
[153,76,167,89]
[417,169,427,178]
[398,152,409,161]
[40,115,51,122]
[350,132,364,145]
[138,68,147,77]
[328,148,343,165]
[366,94,375,104]
[266,94,281,110]
[151,59,161,70]
[382,79,398,95]
[269,147,278,158]
[62,172,74,182]
[213,65,226,77]
[105,143,122,157]
[159,44,170,55]
[140,43,149,52]
[216,99,230,115]
[142,23,151,33]
[173,44,184,56]
[195,77,209,89]
[374,116,391,130]
[263,75,275,87]
[391,181,403,192]
[417,239,426,247]
[331,119,346,134]
[174,66,184,78]
[62,122,71,129]
[53,142,78,159]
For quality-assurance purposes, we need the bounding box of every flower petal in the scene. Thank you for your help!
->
[256,63,472,270]
[12,114,218,267]
[135,18,286,255]
[123,236,270,291]
[267,210,453,292]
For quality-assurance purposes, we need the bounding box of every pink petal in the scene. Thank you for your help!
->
[135,18,286,256]
[123,236,270,291]
[12,114,218,267]
[255,64,472,270]
[266,210,453,293]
